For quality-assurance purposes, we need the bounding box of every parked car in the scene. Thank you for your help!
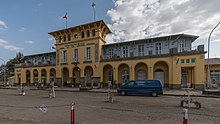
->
[117,80,163,97]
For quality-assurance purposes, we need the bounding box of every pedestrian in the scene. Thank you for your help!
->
[51,80,55,98]
[49,79,55,98]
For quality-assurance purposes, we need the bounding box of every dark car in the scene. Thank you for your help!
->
[117,80,163,97]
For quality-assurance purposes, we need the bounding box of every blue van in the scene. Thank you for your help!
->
[117,80,163,97]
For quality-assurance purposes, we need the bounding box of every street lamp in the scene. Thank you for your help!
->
[207,21,220,88]
[0,58,6,86]
[52,46,64,88]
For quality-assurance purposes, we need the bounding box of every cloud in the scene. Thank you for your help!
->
[48,37,54,41]
[0,20,8,29]
[19,27,26,32]
[0,39,23,52]
[106,0,220,42]
[24,40,34,44]
[212,39,220,44]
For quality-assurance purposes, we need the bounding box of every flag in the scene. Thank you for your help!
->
[92,3,96,9]
[63,13,67,19]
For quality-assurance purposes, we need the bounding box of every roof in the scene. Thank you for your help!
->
[205,58,220,65]
[24,51,56,58]
[48,20,111,35]
[104,33,199,46]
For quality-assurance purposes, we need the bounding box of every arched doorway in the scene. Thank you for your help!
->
[33,69,38,86]
[62,67,69,87]
[118,63,130,84]
[72,67,80,87]
[135,63,148,80]
[26,70,31,86]
[41,69,47,86]
[50,68,56,82]
[153,61,169,87]
[84,66,93,87]
[103,64,114,86]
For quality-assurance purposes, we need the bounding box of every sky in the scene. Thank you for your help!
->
[0,0,220,65]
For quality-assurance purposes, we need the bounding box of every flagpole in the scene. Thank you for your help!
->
[92,3,96,21]
[65,18,67,29]
[63,12,68,29]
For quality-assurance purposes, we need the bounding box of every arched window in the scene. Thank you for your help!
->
[87,30,90,37]
[68,34,71,41]
[63,35,66,42]
[81,31,85,38]
[92,29,96,36]
[59,36,62,43]
[74,34,78,39]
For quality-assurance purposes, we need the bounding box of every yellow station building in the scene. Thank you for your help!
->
[15,20,207,90]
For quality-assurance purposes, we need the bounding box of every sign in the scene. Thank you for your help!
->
[39,104,47,113]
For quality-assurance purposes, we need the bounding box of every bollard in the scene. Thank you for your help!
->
[183,108,188,124]
[71,103,75,124]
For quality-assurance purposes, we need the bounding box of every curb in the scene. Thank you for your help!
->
[1,87,220,98]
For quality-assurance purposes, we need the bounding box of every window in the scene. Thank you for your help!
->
[210,70,220,85]
[87,30,90,37]
[92,29,96,36]
[186,59,190,63]
[41,56,45,63]
[179,40,185,52]
[156,42,162,55]
[62,50,67,63]
[34,58,37,63]
[127,81,135,86]
[109,48,114,58]
[74,34,78,39]
[122,46,129,58]
[181,59,185,64]
[191,58,196,63]
[68,34,71,41]
[49,56,52,61]
[81,31,85,38]
[63,35,66,42]
[74,49,78,62]
[59,36,62,43]
[86,47,91,60]
[138,44,144,56]
[148,50,152,55]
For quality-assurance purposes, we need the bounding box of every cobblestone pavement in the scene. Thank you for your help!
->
[0,89,220,124]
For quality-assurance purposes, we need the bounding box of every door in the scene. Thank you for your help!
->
[181,69,189,88]
[154,71,164,86]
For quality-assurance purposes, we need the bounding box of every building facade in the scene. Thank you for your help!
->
[205,58,220,88]
[15,20,206,89]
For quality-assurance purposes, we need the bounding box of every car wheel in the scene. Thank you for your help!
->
[151,92,158,97]
[120,91,126,96]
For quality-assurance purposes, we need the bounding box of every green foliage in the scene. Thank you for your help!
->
[4,52,24,79]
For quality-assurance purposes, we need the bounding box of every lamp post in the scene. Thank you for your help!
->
[207,21,220,88]
[0,58,6,86]
[52,46,63,88]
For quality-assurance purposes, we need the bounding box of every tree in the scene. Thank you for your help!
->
[6,52,24,77]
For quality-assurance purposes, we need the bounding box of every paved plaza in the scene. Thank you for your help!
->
[0,88,220,124]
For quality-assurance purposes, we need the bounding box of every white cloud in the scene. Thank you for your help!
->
[0,20,8,29]
[48,37,54,41]
[0,39,23,52]
[25,40,34,44]
[212,39,220,44]
[106,0,220,42]
[19,27,26,32]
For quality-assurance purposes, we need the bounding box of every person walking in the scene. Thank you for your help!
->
[49,79,55,98]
